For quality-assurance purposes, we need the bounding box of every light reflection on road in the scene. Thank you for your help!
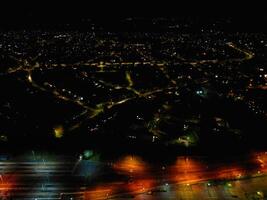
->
[1,151,267,199]
[82,152,267,199]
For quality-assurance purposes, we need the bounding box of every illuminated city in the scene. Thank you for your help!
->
[0,3,267,199]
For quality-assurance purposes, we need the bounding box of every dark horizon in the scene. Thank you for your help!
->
[0,1,266,33]
[1,1,266,25]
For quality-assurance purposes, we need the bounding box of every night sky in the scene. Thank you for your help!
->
[1,0,266,28]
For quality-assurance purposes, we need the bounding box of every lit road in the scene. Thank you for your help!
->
[133,177,267,200]
[0,152,267,199]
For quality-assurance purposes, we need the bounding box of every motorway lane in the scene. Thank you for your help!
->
[0,157,100,199]
[131,175,267,200]
[0,152,266,199]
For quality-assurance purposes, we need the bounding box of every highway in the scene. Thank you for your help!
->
[0,152,266,199]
